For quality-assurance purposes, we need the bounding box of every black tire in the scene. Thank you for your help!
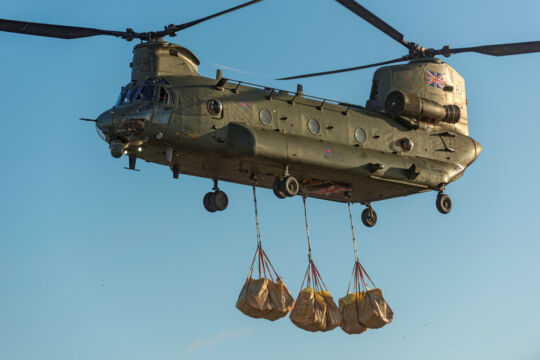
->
[281,176,299,197]
[436,193,452,214]
[203,192,217,213]
[273,178,287,199]
[361,208,377,227]
[213,190,229,211]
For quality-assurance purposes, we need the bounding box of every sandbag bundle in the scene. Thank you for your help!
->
[290,197,342,332]
[236,186,294,321]
[236,245,295,320]
[339,260,394,334]
[289,260,342,332]
[339,201,394,334]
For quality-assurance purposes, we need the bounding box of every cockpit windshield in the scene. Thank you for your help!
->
[114,78,170,107]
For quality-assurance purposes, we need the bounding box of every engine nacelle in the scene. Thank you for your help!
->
[384,90,461,124]
[365,59,469,134]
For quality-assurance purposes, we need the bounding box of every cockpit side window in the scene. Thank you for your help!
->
[115,86,128,107]
[134,85,156,102]
[158,87,175,105]
[123,85,136,105]
[115,79,169,106]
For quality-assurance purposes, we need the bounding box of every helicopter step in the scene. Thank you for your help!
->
[203,179,229,213]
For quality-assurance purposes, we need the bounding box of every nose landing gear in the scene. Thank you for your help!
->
[203,179,229,213]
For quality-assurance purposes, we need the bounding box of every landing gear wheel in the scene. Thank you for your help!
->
[203,191,229,212]
[436,193,452,214]
[281,176,299,197]
[213,190,229,211]
[203,192,217,213]
[361,207,378,227]
[273,178,287,199]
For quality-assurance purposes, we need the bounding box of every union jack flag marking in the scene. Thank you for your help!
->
[310,185,351,196]
[426,71,444,89]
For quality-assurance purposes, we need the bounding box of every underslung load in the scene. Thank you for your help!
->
[339,203,393,334]
[289,198,342,332]
[236,186,295,320]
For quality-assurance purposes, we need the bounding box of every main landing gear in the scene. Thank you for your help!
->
[436,192,452,214]
[203,179,228,213]
[361,204,378,227]
[272,176,300,198]
[272,165,300,199]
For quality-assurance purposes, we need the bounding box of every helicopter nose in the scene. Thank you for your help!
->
[96,111,113,131]
[95,111,114,143]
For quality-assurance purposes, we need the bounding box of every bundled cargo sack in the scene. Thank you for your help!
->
[236,277,271,319]
[339,260,393,334]
[355,288,394,329]
[266,277,295,320]
[289,260,341,332]
[290,286,327,331]
[319,290,342,331]
[236,245,295,321]
[339,292,368,334]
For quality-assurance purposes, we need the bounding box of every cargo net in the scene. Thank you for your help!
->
[289,197,342,332]
[236,186,294,321]
[339,202,394,334]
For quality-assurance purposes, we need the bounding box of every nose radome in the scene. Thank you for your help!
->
[96,111,114,143]
[96,111,113,131]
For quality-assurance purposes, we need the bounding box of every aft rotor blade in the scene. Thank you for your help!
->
[277,56,410,80]
[174,0,263,32]
[0,18,124,39]
[445,41,540,57]
[336,0,410,49]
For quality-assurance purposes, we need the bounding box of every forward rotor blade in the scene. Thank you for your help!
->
[277,56,410,80]
[445,41,540,57]
[336,0,409,49]
[0,18,124,39]
[174,0,262,32]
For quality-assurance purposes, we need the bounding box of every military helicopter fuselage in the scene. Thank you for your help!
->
[12,0,535,226]
[96,39,481,219]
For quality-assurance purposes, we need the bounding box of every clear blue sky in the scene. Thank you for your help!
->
[1,0,540,359]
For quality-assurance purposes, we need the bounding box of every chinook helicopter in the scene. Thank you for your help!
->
[2,0,540,227]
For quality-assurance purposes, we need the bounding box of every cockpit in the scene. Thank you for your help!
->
[115,78,175,106]
[96,78,178,147]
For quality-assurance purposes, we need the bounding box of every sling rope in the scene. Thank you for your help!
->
[347,201,360,262]
[302,196,313,263]
[253,185,262,248]
[246,185,279,280]
[299,196,328,292]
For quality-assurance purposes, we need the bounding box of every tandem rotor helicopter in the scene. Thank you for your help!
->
[2,0,540,227]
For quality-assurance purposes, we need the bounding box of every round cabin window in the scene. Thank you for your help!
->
[207,99,222,116]
[354,128,366,144]
[307,118,320,135]
[259,109,272,125]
